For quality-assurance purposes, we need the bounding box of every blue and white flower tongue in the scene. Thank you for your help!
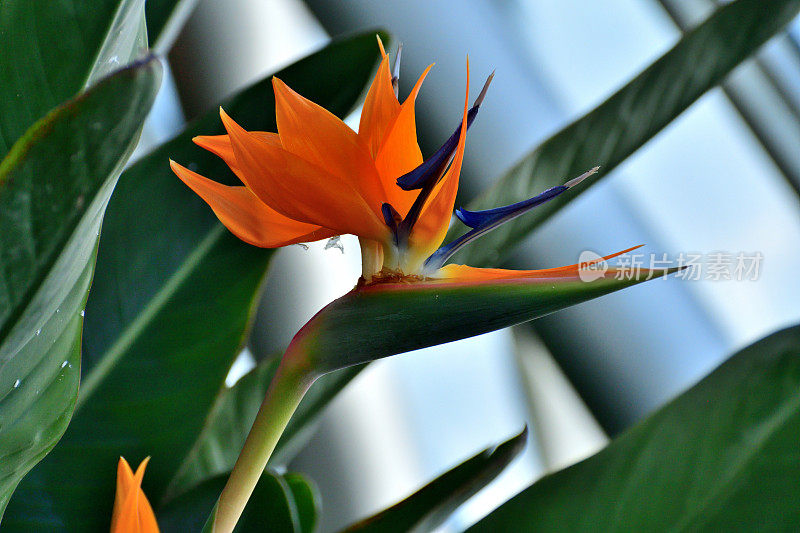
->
[422,166,599,275]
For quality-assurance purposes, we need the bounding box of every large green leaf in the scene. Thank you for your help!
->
[470,325,800,532]
[451,0,800,267]
[0,57,162,517]
[2,32,384,531]
[0,0,149,160]
[160,470,317,533]
[165,356,361,500]
[659,0,800,197]
[343,428,527,532]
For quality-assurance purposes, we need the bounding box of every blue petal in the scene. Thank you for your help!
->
[396,72,495,191]
[455,185,567,228]
[423,167,598,272]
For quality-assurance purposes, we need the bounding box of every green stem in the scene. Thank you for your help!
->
[213,348,313,532]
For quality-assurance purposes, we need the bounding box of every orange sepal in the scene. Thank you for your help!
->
[408,59,471,260]
[359,37,402,159]
[375,64,434,217]
[192,132,280,187]
[171,160,335,247]
[219,108,388,241]
[272,77,385,214]
[110,457,159,533]
[433,245,647,282]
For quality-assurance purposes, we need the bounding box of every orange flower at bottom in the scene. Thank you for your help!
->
[110,457,159,533]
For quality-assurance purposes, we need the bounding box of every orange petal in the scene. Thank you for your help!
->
[408,59,471,260]
[171,160,335,247]
[359,40,401,159]
[111,457,159,533]
[374,64,434,217]
[220,109,388,241]
[193,132,280,185]
[111,457,135,526]
[193,134,237,170]
[272,77,385,215]
[434,245,647,281]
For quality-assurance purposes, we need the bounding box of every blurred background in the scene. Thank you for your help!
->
[140,1,800,530]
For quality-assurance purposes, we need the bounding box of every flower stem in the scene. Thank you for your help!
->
[213,350,313,532]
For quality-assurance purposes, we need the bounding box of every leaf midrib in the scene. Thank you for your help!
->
[76,223,226,410]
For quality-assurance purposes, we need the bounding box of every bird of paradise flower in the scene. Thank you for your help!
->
[170,37,676,532]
